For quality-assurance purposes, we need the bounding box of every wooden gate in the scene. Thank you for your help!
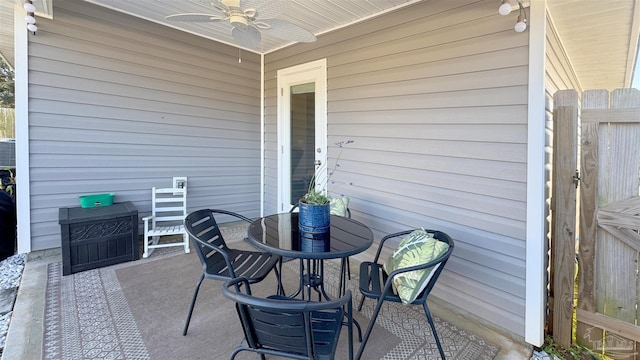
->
[552,89,640,359]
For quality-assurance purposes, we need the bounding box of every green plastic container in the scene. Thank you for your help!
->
[78,193,115,208]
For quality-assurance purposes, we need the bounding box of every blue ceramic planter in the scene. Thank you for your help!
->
[298,201,330,234]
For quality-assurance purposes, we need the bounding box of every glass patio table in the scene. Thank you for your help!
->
[247,212,373,300]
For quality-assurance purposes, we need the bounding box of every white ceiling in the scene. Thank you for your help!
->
[1,0,639,91]
[82,0,422,54]
[546,0,640,91]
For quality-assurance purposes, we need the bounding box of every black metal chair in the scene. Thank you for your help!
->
[355,230,454,360]
[222,276,354,360]
[182,208,282,336]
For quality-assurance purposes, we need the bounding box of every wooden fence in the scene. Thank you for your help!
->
[0,107,14,138]
[552,89,640,359]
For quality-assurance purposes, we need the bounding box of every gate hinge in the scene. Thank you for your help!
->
[573,170,580,188]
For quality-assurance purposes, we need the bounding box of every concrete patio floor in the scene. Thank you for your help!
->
[2,248,534,360]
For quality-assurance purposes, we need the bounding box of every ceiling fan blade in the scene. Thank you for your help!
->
[165,13,225,22]
[232,25,261,49]
[241,0,289,19]
[259,19,316,43]
[190,0,229,12]
[209,0,230,12]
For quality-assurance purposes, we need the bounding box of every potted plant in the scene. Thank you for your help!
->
[298,177,332,233]
[297,140,353,233]
[300,179,331,205]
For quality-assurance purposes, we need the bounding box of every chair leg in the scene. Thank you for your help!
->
[347,257,351,280]
[357,295,365,311]
[183,233,190,254]
[355,297,384,360]
[143,236,160,258]
[353,316,363,342]
[423,302,446,359]
[183,274,205,336]
[230,347,255,360]
[142,235,149,258]
[347,307,354,360]
[275,259,285,296]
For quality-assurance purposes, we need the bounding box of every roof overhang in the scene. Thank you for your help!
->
[547,0,640,90]
[0,0,52,69]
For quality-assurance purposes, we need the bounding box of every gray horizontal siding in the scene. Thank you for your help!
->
[28,0,262,249]
[265,0,528,337]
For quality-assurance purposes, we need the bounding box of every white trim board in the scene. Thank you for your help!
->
[525,0,547,347]
[14,4,32,254]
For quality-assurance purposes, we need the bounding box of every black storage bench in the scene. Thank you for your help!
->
[59,201,139,275]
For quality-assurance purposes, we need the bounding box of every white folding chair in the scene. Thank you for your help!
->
[142,186,189,258]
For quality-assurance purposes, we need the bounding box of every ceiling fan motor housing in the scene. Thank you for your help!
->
[229,13,248,31]
[222,0,248,31]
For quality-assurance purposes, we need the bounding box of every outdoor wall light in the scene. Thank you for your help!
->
[24,0,37,35]
[498,0,512,15]
[498,0,527,33]
[514,15,527,32]
[514,1,527,32]
[23,1,35,13]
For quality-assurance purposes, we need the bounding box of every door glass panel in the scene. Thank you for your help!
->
[290,82,315,202]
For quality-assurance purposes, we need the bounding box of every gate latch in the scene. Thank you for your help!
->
[573,170,580,188]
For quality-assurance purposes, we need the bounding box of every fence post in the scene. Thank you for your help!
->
[551,90,579,348]
[575,90,607,351]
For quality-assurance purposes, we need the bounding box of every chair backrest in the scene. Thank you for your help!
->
[222,276,352,359]
[184,209,253,277]
[151,187,187,228]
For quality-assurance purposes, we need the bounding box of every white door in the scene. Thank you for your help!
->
[277,59,327,212]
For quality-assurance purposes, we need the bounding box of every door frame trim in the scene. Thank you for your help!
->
[276,58,327,213]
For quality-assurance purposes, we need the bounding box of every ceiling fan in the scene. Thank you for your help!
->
[165,0,317,49]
